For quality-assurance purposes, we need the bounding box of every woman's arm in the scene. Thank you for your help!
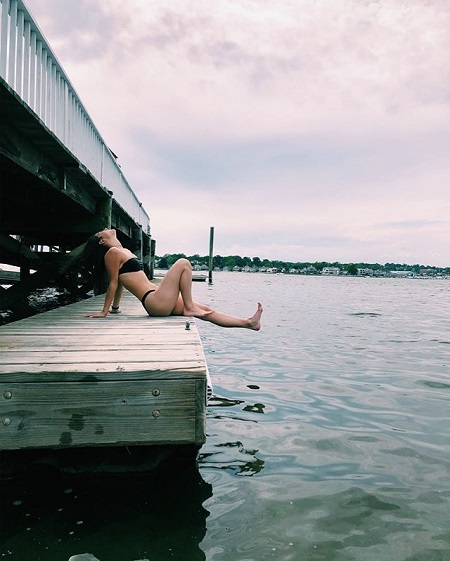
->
[110,283,124,314]
[86,248,122,318]
[101,277,119,315]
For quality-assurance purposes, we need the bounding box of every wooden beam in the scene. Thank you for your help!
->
[0,234,42,265]
[0,241,88,309]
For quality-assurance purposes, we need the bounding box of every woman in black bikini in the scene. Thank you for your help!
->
[85,228,263,329]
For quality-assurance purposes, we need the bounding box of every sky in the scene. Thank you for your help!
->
[24,0,450,266]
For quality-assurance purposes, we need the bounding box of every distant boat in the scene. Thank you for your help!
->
[154,270,207,282]
[192,273,207,282]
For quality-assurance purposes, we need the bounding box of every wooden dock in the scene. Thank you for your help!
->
[0,293,208,455]
[154,271,207,282]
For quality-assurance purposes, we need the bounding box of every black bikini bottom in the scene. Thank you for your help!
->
[141,289,156,312]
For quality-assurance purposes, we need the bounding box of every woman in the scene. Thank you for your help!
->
[85,228,263,329]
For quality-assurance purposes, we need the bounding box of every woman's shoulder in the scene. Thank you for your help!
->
[105,246,128,260]
[106,247,138,260]
[106,246,122,255]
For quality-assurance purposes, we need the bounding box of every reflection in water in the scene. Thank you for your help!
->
[207,396,244,408]
[199,441,265,477]
[202,392,266,477]
[243,402,266,414]
[0,455,212,561]
[420,380,450,390]
[348,312,382,317]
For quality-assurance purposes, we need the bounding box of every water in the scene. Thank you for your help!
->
[1,273,449,560]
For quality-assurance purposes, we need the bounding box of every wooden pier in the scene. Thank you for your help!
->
[0,292,208,464]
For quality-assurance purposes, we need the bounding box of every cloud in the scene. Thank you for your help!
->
[24,0,450,265]
[31,0,450,137]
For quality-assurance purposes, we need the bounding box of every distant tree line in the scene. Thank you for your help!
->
[155,254,450,275]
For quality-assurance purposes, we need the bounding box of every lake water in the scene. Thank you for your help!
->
[1,273,449,561]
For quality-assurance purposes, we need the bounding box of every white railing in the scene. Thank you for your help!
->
[0,0,150,233]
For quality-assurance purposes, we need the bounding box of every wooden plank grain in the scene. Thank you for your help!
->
[0,368,205,383]
[0,379,205,449]
[0,361,205,374]
[0,347,203,364]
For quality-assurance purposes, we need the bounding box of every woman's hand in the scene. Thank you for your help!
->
[85,311,108,318]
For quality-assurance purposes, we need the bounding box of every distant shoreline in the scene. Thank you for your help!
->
[155,268,449,279]
[154,255,450,278]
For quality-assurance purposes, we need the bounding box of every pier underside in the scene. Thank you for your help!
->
[0,79,154,315]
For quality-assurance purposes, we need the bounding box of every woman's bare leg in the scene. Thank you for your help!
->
[198,302,263,330]
[148,259,212,317]
[149,259,263,328]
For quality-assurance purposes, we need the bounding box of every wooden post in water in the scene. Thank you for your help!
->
[208,226,214,284]
[149,238,156,279]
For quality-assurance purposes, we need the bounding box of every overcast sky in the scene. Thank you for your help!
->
[25,0,449,266]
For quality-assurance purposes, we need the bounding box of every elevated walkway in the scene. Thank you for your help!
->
[0,0,155,312]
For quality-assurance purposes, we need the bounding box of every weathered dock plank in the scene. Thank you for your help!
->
[0,293,208,451]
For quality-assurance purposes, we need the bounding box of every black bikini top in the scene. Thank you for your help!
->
[118,257,144,275]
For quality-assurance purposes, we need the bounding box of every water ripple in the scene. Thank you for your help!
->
[198,275,450,561]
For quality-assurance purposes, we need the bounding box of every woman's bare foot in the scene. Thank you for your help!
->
[247,302,263,330]
[183,304,213,318]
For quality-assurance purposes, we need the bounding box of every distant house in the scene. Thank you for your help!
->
[322,267,340,275]
[357,268,374,277]
[301,266,318,275]
[419,268,436,277]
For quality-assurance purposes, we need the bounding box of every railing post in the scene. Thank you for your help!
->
[0,0,10,79]
[29,29,36,108]
[23,18,30,104]
[15,6,23,97]
[7,0,17,88]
